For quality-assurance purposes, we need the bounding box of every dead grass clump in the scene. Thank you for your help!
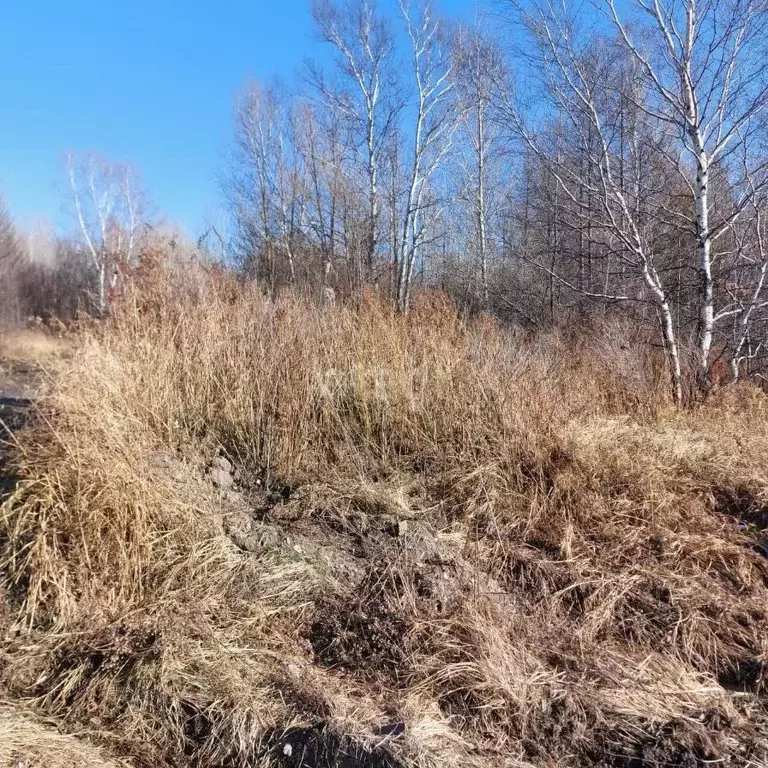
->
[0,704,127,767]
[3,273,768,766]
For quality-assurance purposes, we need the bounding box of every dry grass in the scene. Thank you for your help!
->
[2,270,768,767]
[0,329,69,365]
[0,704,128,767]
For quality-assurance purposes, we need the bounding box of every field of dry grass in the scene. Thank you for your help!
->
[2,271,768,767]
[0,328,68,363]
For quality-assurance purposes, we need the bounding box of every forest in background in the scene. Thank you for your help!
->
[4,0,768,402]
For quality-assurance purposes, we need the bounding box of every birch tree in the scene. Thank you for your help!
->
[600,0,768,388]
[452,26,507,309]
[726,165,768,379]
[228,83,307,290]
[311,0,398,285]
[296,102,348,286]
[395,0,458,311]
[507,3,687,400]
[66,152,144,315]
[0,197,25,325]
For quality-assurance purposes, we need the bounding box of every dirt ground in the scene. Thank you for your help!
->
[0,329,69,516]
[0,364,34,425]
[0,331,53,452]
[0,329,65,422]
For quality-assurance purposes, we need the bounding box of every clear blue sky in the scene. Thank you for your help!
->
[0,0,479,236]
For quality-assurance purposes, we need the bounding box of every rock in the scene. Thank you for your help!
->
[397,519,409,537]
[208,455,235,489]
[223,515,284,553]
[211,455,233,473]
[257,524,284,549]
[209,466,234,489]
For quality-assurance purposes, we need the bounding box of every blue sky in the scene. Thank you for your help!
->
[0,0,480,236]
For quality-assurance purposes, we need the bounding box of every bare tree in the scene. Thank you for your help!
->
[452,25,508,310]
[311,0,398,285]
[506,3,687,400]
[228,82,308,291]
[600,0,768,387]
[0,197,25,325]
[726,165,768,379]
[395,0,458,311]
[297,101,345,286]
[66,152,144,314]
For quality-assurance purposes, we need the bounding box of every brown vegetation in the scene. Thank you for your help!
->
[0,705,127,768]
[2,270,768,766]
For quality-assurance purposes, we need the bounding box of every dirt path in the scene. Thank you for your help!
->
[0,362,36,433]
[0,330,63,437]
[0,356,44,498]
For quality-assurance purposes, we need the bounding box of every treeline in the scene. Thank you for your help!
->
[223,0,768,400]
[0,155,213,326]
[4,0,768,402]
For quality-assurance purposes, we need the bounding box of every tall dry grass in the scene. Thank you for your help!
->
[2,269,768,767]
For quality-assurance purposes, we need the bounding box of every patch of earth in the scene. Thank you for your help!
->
[309,597,410,677]
[0,361,38,501]
[591,720,725,768]
[714,486,768,530]
[270,725,405,768]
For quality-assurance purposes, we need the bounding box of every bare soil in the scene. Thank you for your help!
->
[0,360,37,505]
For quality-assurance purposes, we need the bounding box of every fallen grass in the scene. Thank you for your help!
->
[2,270,768,766]
[0,703,128,768]
[0,328,69,365]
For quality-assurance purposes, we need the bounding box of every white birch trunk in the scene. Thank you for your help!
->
[694,154,714,385]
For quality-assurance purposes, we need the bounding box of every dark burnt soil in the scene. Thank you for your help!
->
[714,486,768,531]
[270,726,405,768]
[717,656,766,692]
[0,360,37,430]
[309,599,409,677]
[0,361,36,500]
[590,715,737,767]
[714,484,768,567]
